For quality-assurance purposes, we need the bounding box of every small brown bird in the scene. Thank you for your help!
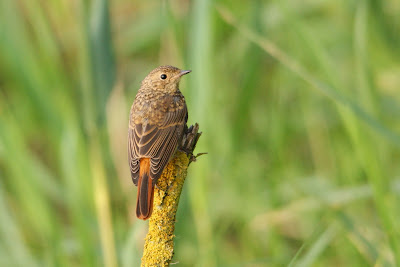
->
[128,65,190,220]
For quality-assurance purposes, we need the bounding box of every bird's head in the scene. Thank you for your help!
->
[141,65,191,93]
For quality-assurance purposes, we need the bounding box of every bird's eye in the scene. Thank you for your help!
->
[160,74,167,80]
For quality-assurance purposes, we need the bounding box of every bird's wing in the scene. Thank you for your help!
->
[128,103,187,186]
[128,125,140,185]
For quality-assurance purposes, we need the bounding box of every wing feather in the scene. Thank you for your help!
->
[128,102,187,186]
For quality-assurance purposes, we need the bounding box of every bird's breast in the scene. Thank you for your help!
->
[130,91,185,126]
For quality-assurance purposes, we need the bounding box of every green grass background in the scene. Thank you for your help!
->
[1,0,400,266]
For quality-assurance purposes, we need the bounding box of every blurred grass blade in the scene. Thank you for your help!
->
[216,5,400,148]
[89,0,116,125]
[121,223,146,267]
[0,114,62,204]
[354,1,377,113]
[90,136,118,267]
[187,0,216,265]
[293,223,339,267]
[87,1,118,267]
[0,0,63,134]
[338,212,380,265]
[0,115,62,264]
[251,183,378,229]
[231,0,265,146]
[86,1,117,266]
[352,2,400,263]
[0,181,38,267]
[60,125,98,266]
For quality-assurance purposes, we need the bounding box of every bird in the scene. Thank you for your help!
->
[128,65,190,220]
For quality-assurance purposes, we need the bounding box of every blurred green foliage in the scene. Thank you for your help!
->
[1,0,400,266]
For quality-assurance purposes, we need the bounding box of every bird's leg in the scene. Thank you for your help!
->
[179,123,202,156]
[179,123,207,163]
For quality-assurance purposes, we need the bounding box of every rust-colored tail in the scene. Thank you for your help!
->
[136,158,155,220]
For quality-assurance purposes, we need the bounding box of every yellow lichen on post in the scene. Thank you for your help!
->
[141,151,190,267]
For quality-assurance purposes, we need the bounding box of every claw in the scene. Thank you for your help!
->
[190,152,208,162]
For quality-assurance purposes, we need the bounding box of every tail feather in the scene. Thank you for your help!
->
[136,158,154,220]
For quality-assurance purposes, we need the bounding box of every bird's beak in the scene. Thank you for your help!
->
[178,70,191,77]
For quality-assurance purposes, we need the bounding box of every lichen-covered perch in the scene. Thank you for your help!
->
[141,123,202,266]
